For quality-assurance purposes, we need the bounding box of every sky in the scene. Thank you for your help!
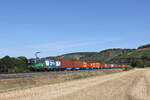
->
[0,0,150,58]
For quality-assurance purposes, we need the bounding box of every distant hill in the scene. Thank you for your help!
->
[137,44,150,51]
[60,52,97,60]
[79,49,135,63]
[55,49,135,63]
[138,44,150,49]
[42,44,150,67]
[112,50,150,63]
[111,44,150,67]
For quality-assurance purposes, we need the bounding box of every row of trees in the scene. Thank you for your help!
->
[131,59,150,68]
[0,56,29,72]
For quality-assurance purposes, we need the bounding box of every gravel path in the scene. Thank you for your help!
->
[0,69,150,100]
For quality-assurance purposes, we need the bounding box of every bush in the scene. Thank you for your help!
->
[131,60,144,68]
[0,56,29,72]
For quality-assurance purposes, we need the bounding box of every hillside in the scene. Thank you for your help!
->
[56,44,150,67]
[111,44,150,65]
[138,44,150,49]
[79,49,135,62]
[60,52,97,60]
[56,49,135,62]
[112,50,150,64]
[40,44,150,67]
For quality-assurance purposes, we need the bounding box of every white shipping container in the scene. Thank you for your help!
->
[111,64,114,67]
[45,60,50,66]
[49,60,56,66]
[56,61,61,66]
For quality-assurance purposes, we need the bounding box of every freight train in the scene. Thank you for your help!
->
[29,59,127,71]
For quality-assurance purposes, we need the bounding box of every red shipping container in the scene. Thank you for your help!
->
[114,64,119,68]
[95,62,101,68]
[122,64,127,68]
[102,64,106,68]
[61,60,74,68]
[107,64,111,68]
[73,61,83,67]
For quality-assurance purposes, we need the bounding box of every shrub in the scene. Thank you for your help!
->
[0,56,29,72]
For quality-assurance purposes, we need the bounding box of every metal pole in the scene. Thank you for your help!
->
[35,52,40,63]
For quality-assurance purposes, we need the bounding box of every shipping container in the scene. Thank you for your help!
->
[102,64,106,68]
[49,60,56,66]
[82,62,89,69]
[111,64,114,68]
[92,63,96,68]
[118,65,122,68]
[82,62,88,67]
[56,61,61,66]
[73,61,83,67]
[114,64,119,68]
[73,61,83,69]
[95,62,101,68]
[105,64,108,68]
[61,60,74,68]
[45,60,49,66]
[122,64,127,68]
[107,64,111,68]
[101,64,105,68]
[87,62,93,68]
[45,60,60,68]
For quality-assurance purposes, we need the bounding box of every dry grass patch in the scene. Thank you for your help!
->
[0,69,123,93]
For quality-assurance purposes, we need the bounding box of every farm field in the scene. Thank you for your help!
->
[0,70,121,93]
[0,69,150,100]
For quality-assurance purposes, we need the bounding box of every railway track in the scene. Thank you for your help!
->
[0,69,116,79]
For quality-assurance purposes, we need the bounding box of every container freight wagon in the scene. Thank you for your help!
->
[92,62,101,69]
[73,61,83,70]
[30,59,127,71]
[60,60,74,70]
[60,60,83,70]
